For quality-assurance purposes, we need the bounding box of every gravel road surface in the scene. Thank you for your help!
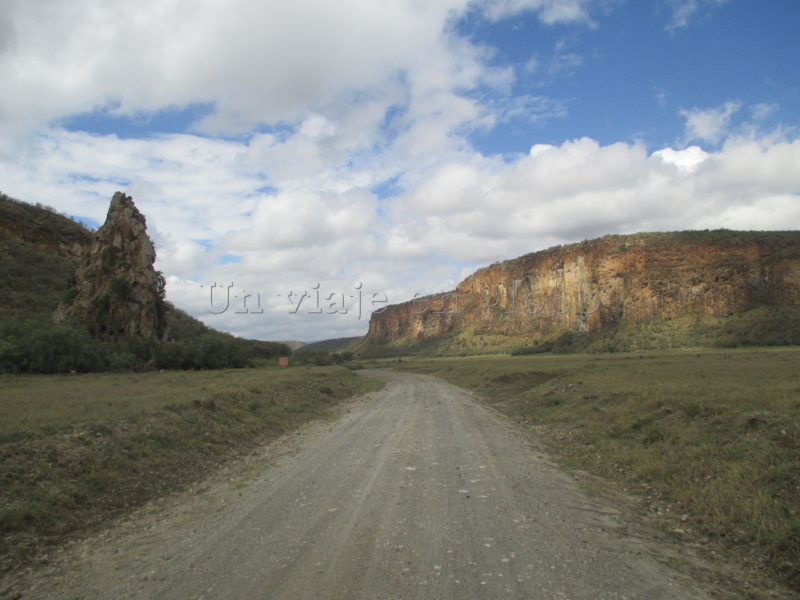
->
[8,370,706,599]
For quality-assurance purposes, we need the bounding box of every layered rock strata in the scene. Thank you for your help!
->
[367,232,800,345]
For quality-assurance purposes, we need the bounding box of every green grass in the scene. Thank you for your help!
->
[390,348,800,595]
[0,365,383,573]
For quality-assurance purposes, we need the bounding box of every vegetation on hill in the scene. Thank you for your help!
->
[296,336,362,354]
[509,306,800,355]
[0,192,289,373]
[0,191,92,249]
[290,349,358,366]
[354,305,800,359]
[281,340,307,351]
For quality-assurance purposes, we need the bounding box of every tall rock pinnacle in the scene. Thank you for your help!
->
[57,192,165,340]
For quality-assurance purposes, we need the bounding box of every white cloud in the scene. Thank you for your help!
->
[384,134,800,267]
[697,137,800,197]
[520,39,585,84]
[680,100,741,145]
[483,0,594,24]
[751,103,778,122]
[0,0,597,147]
[665,0,729,32]
[0,0,491,138]
[0,129,261,243]
[523,55,540,73]
[653,145,708,172]
[227,189,377,252]
[548,39,585,75]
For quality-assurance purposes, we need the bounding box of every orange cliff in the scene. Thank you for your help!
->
[366,231,800,346]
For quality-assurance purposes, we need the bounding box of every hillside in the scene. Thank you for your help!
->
[296,336,362,354]
[361,230,800,356]
[281,340,307,352]
[0,192,92,259]
[0,192,290,372]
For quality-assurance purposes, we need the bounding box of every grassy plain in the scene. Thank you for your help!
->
[390,348,800,595]
[0,364,383,573]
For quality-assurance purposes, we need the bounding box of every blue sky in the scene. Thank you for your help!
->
[462,1,797,153]
[0,0,798,342]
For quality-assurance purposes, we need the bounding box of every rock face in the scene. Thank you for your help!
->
[57,192,165,340]
[367,231,800,345]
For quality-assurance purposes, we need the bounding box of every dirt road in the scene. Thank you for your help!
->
[8,371,706,599]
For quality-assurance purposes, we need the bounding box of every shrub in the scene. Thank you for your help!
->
[0,322,107,373]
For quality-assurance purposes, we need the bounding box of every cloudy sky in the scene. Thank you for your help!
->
[1,0,798,342]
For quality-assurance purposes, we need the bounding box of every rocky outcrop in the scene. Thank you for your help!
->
[367,231,800,345]
[56,192,165,340]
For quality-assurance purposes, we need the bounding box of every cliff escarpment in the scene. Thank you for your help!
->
[366,231,800,348]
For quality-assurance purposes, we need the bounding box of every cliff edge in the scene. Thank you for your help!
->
[366,231,800,350]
